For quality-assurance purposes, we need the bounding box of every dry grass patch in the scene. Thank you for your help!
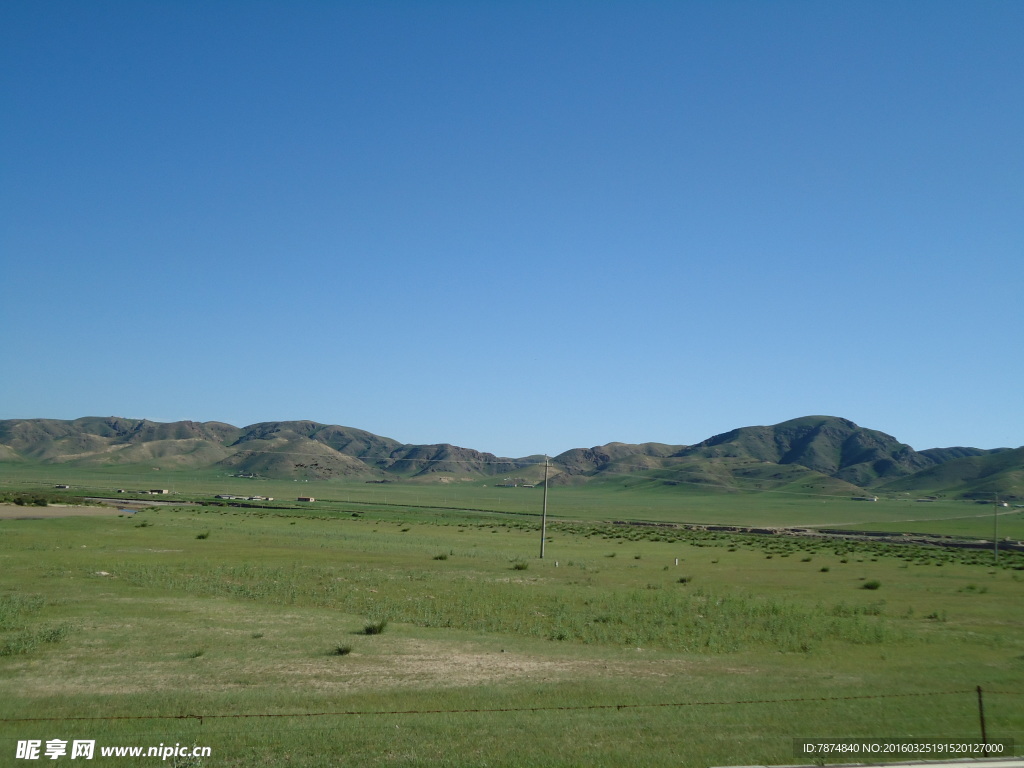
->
[1,591,711,699]
[0,504,124,519]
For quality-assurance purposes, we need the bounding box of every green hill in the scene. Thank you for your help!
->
[549,416,1019,499]
[0,418,534,482]
[0,417,240,467]
[553,442,681,476]
[675,416,934,485]
[878,446,1024,500]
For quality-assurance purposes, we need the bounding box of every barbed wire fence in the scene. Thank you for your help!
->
[3,688,1020,731]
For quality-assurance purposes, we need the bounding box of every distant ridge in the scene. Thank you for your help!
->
[0,417,533,482]
[0,415,1019,499]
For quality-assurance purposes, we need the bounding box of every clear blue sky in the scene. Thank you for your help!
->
[2,1,1022,457]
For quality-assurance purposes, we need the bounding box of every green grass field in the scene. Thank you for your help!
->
[3,463,1022,537]
[0,469,1022,766]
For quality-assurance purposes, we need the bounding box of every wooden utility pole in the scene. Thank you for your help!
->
[540,456,549,559]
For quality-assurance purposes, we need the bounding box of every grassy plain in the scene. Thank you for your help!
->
[2,463,1022,537]
[0,469,1022,766]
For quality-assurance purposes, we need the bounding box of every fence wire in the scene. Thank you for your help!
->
[3,688,1019,725]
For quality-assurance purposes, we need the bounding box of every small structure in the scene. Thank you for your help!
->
[297,496,315,502]
[54,484,70,490]
[149,489,170,495]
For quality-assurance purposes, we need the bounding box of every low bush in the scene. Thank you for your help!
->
[0,624,72,657]
[0,594,45,630]
[362,620,388,635]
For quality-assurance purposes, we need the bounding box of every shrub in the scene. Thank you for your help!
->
[362,620,388,635]
[196,531,210,540]
[0,594,45,630]
[0,622,72,657]
[36,625,69,644]
[511,561,529,571]
[677,576,691,584]
[333,644,352,656]
[170,743,205,768]
[12,495,48,507]
[432,554,448,561]
[862,580,882,590]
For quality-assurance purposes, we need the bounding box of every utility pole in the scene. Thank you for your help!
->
[540,455,549,559]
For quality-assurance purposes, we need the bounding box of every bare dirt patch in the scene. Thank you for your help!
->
[313,639,589,689]
[3,594,703,698]
[0,503,127,519]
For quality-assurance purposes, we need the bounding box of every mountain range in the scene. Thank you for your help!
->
[0,415,1020,500]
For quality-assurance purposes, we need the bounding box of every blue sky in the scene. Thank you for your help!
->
[2,0,1022,457]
